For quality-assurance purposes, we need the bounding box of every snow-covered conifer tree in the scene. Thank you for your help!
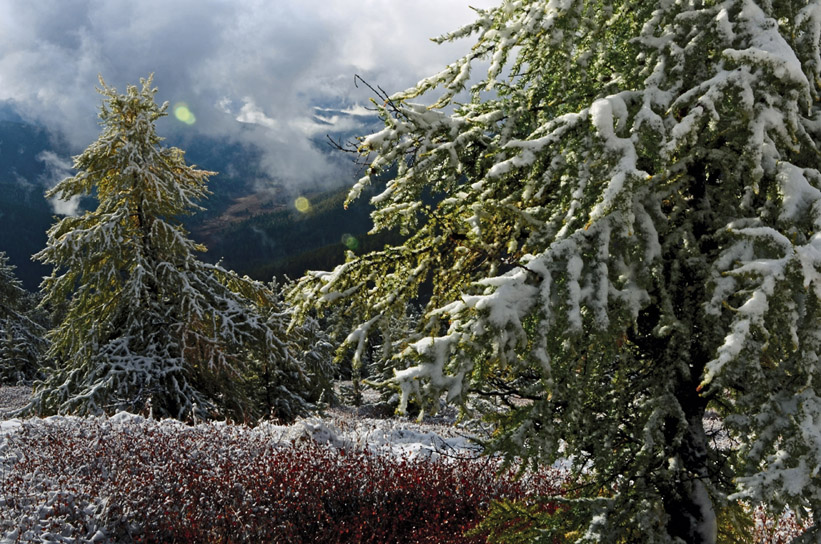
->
[290,1,821,541]
[33,76,313,422]
[0,252,46,384]
[242,279,335,419]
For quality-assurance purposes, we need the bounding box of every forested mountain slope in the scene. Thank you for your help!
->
[0,119,373,290]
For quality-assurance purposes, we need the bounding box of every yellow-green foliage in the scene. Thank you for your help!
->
[31,76,317,422]
[290,0,821,540]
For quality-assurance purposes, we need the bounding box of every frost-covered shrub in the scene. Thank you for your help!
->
[752,506,813,544]
[0,416,567,543]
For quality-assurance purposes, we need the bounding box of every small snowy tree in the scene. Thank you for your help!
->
[32,76,313,422]
[0,252,47,384]
[290,1,821,542]
[243,279,335,419]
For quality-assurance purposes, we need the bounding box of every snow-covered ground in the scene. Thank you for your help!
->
[0,386,33,418]
[0,386,495,543]
[0,387,810,543]
[0,384,478,460]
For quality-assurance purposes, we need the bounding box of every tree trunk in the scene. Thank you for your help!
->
[657,162,719,544]
[663,381,717,544]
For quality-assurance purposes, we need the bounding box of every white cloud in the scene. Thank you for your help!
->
[0,0,500,189]
[37,151,81,216]
[316,104,375,117]
[236,100,278,131]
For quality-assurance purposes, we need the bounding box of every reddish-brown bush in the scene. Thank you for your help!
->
[0,417,565,543]
[752,506,812,544]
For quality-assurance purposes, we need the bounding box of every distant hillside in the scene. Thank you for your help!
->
[197,183,392,281]
[0,118,382,291]
[0,121,59,289]
[0,179,53,290]
[0,119,272,289]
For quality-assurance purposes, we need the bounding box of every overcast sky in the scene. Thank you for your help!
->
[0,0,498,190]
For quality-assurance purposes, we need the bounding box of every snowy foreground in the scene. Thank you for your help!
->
[0,409,480,468]
[0,388,507,543]
[0,387,809,543]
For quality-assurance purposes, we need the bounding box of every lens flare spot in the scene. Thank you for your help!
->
[294,196,311,213]
[173,103,196,125]
[341,233,359,251]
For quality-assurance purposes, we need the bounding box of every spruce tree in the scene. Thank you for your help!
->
[33,76,312,422]
[291,1,821,541]
[0,252,46,384]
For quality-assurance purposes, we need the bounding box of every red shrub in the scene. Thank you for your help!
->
[752,505,812,544]
[0,417,566,543]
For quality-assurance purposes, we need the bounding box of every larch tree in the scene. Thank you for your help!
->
[290,1,821,542]
[0,252,46,384]
[33,76,313,422]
